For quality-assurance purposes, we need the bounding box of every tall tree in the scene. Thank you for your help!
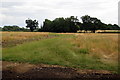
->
[65,16,79,32]
[81,15,91,32]
[25,19,39,32]
[42,19,52,32]
[81,15,102,33]
[90,17,102,33]
[41,16,80,33]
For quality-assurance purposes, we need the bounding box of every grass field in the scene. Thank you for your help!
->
[2,32,119,73]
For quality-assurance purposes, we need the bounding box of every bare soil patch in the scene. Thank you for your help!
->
[2,61,120,80]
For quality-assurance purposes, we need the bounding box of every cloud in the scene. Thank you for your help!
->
[0,0,119,27]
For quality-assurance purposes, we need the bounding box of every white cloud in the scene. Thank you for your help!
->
[0,0,119,27]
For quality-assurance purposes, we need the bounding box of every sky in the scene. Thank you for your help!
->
[0,0,119,27]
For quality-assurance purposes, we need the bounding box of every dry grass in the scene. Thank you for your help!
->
[2,32,50,41]
[70,33,118,65]
[1,32,57,48]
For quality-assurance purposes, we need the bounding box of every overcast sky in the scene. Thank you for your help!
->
[0,0,119,27]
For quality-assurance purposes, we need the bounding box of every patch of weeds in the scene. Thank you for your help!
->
[79,48,89,54]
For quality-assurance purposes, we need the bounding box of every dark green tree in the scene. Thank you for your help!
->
[40,16,120,33]
[41,16,80,33]
[81,15,103,33]
[25,19,39,32]
[101,24,120,30]
[2,25,20,31]
[113,24,120,30]
[67,16,79,32]
[41,19,52,32]
[90,17,102,33]
[81,15,91,32]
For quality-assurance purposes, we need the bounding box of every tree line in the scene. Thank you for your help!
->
[1,25,30,32]
[1,15,120,33]
[26,15,120,33]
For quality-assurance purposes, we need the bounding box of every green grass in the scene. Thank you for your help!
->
[2,33,118,73]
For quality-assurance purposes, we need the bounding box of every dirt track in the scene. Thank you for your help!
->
[1,61,120,80]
